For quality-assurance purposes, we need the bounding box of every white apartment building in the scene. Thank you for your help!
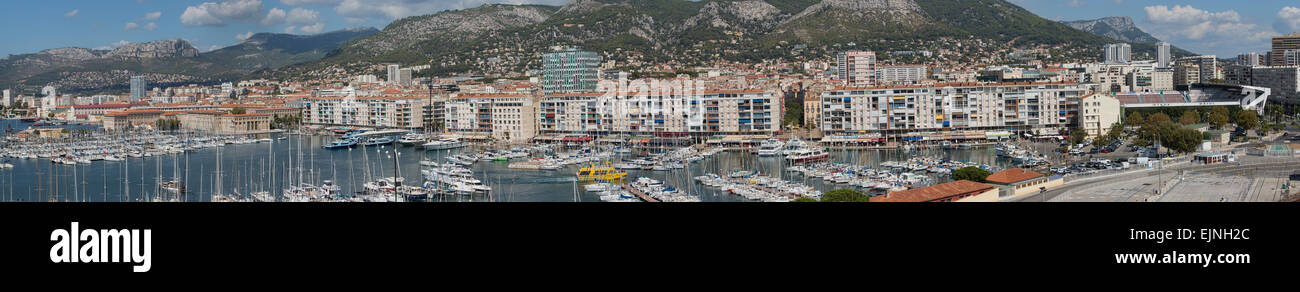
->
[1152,69,1175,91]
[820,82,1087,137]
[354,75,379,84]
[443,94,538,143]
[1104,43,1132,64]
[304,96,427,129]
[1079,94,1121,138]
[387,65,401,85]
[539,89,781,135]
[877,65,927,84]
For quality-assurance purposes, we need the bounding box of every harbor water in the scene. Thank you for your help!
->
[0,119,1047,202]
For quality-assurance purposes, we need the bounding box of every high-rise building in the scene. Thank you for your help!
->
[1156,42,1171,68]
[836,51,876,86]
[399,68,413,86]
[1178,55,1218,83]
[130,76,147,102]
[541,48,601,95]
[1271,33,1300,66]
[1238,52,1263,66]
[2,89,10,107]
[41,86,56,98]
[387,64,401,85]
[1283,50,1300,67]
[1104,43,1132,64]
[1173,63,1200,89]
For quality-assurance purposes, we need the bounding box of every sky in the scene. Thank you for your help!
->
[2,0,1299,58]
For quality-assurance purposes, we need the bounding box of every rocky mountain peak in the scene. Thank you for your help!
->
[103,39,199,59]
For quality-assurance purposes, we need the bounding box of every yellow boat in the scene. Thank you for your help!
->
[577,163,628,182]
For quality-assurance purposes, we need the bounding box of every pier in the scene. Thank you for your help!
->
[620,183,659,202]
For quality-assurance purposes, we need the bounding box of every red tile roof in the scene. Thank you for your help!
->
[104,109,163,116]
[985,168,1045,184]
[871,180,996,202]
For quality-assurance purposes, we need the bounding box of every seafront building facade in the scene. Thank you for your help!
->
[819,82,1087,140]
[538,89,781,136]
[443,94,538,143]
[303,96,428,129]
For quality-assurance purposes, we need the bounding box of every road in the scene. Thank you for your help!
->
[1011,157,1300,202]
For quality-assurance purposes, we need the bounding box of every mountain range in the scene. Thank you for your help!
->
[287,0,1192,78]
[4,0,1198,94]
[0,27,378,94]
[1062,16,1161,44]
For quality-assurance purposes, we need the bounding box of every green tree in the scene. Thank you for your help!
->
[1126,112,1144,126]
[1068,128,1088,145]
[1146,112,1171,126]
[820,189,871,202]
[1208,111,1229,129]
[1107,122,1124,139]
[1179,110,1199,125]
[951,166,991,182]
[792,197,819,202]
[230,107,247,115]
[1237,110,1259,131]
[1138,121,1203,153]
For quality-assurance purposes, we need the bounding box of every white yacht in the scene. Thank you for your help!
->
[398,133,428,146]
[422,138,466,150]
[756,139,784,156]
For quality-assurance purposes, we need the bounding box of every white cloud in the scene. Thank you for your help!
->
[64,9,79,18]
[1067,0,1083,8]
[143,11,162,21]
[236,31,256,40]
[300,22,326,34]
[284,26,296,34]
[261,8,286,26]
[124,22,140,31]
[180,0,265,27]
[201,45,223,53]
[280,0,342,5]
[1146,5,1240,25]
[1275,7,1300,34]
[287,8,321,25]
[1144,5,1275,56]
[143,22,158,31]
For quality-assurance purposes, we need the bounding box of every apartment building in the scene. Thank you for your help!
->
[820,82,1086,137]
[837,51,877,86]
[1079,94,1121,138]
[876,65,927,84]
[443,94,538,143]
[304,96,427,129]
[538,89,781,136]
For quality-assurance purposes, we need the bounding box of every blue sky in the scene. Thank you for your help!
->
[2,0,1298,58]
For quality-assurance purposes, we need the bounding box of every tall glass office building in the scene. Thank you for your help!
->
[130,76,147,102]
[542,48,601,95]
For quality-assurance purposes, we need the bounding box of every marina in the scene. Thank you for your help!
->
[0,119,1059,202]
